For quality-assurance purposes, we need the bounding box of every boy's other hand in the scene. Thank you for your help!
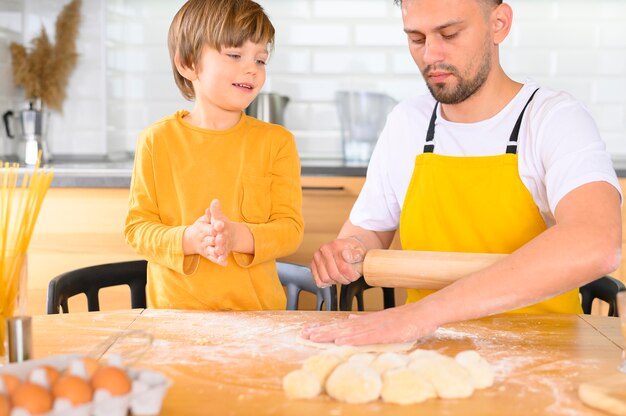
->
[182,208,212,256]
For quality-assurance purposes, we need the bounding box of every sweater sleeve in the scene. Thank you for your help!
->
[124,132,199,275]
[233,132,304,268]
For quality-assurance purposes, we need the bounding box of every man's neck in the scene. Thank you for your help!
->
[439,68,523,124]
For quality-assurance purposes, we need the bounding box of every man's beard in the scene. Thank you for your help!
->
[422,46,492,105]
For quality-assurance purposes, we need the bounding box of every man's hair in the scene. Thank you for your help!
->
[168,0,275,100]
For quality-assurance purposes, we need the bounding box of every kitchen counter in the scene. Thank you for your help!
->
[7,155,626,188]
[34,156,368,188]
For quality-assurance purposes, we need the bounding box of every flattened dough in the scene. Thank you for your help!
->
[296,336,415,353]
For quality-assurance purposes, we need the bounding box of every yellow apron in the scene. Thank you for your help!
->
[399,89,582,314]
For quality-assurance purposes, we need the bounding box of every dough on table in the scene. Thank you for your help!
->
[296,336,415,353]
[455,350,494,389]
[282,370,321,399]
[320,346,356,360]
[302,354,342,385]
[325,362,382,404]
[347,353,376,366]
[410,356,474,399]
[408,349,446,362]
[381,368,437,405]
[370,352,410,375]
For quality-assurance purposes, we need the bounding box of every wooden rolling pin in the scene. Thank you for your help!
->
[362,249,507,289]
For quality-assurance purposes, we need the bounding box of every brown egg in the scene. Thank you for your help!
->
[53,374,93,405]
[68,357,101,379]
[91,366,131,396]
[0,373,21,395]
[81,357,100,378]
[29,365,60,387]
[11,382,53,414]
[0,394,10,416]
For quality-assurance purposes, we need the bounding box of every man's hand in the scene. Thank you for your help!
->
[300,302,439,345]
[310,237,367,287]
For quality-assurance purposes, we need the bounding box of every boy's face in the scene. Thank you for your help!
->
[191,40,269,112]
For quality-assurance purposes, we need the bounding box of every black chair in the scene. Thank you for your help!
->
[580,275,625,317]
[277,262,337,311]
[340,274,625,316]
[47,260,336,313]
[47,260,148,314]
[339,276,395,311]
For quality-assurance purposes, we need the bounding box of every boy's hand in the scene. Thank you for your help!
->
[202,199,234,266]
[182,208,213,255]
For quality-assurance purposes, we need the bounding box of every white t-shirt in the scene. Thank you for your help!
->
[350,80,620,231]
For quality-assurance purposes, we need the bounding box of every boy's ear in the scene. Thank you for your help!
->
[174,52,198,81]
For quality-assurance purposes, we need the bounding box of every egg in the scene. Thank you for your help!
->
[68,356,100,379]
[29,365,60,387]
[0,373,21,395]
[91,366,131,396]
[0,394,10,416]
[81,357,100,378]
[53,374,93,405]
[11,382,53,414]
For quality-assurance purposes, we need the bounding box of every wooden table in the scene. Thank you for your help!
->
[29,310,624,415]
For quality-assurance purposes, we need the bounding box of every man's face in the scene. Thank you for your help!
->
[402,0,495,104]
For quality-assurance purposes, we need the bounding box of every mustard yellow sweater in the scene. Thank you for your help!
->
[124,111,304,310]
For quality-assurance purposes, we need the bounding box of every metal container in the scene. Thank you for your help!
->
[335,90,397,164]
[6,315,32,363]
[245,93,290,126]
[2,101,51,165]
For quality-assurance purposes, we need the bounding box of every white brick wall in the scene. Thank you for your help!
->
[1,0,625,160]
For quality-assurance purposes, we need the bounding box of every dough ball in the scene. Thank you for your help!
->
[455,350,495,389]
[302,353,342,384]
[410,356,474,399]
[322,346,356,360]
[381,368,436,405]
[326,362,382,404]
[408,349,444,361]
[282,370,321,399]
[347,352,376,366]
[370,352,410,375]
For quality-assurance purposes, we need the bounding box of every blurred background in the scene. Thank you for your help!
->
[0,0,625,162]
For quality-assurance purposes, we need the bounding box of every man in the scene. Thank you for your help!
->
[302,0,622,345]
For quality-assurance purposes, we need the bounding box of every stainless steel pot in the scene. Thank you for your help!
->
[245,93,290,126]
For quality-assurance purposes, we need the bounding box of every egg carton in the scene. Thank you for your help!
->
[0,354,171,416]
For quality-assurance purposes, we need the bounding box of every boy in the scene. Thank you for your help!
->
[125,0,304,310]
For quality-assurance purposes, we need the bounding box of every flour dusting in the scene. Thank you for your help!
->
[124,311,606,414]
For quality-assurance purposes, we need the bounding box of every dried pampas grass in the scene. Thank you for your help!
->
[9,0,81,111]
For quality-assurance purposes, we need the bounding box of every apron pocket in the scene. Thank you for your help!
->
[240,174,272,223]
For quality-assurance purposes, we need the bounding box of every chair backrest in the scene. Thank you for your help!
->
[340,275,625,316]
[338,276,395,311]
[47,260,148,314]
[48,260,336,313]
[276,262,337,311]
[579,275,625,317]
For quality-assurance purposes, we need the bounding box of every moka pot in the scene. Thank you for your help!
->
[3,102,51,165]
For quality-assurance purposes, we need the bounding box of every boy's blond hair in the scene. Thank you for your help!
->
[168,0,275,100]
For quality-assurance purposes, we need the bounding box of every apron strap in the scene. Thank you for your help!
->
[506,88,540,154]
[423,102,439,153]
